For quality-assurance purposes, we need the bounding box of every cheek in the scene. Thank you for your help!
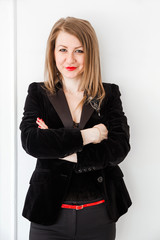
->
[55,56,65,67]
[55,51,65,63]
[80,57,85,69]
[82,55,85,64]
[77,55,85,66]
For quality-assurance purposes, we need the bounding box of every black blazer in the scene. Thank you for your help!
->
[19,81,132,225]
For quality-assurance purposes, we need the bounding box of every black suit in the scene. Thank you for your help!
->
[19,82,132,225]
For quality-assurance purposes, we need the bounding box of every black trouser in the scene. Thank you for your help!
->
[29,201,116,240]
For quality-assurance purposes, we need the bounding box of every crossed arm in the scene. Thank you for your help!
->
[20,82,130,170]
[36,117,108,163]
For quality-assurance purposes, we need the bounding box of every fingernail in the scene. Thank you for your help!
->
[38,126,41,128]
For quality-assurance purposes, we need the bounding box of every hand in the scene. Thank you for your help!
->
[93,123,108,144]
[59,153,77,163]
[36,118,48,129]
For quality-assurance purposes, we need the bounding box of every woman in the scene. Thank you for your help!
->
[19,16,132,240]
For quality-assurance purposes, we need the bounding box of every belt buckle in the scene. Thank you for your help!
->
[76,205,84,210]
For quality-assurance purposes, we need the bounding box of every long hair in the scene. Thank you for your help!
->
[43,16,105,108]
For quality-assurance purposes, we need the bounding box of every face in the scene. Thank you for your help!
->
[54,31,85,81]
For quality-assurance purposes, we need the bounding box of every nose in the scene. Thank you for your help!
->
[66,52,75,64]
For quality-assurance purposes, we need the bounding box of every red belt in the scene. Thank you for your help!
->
[61,199,105,210]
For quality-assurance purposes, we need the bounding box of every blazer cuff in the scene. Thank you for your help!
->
[60,128,84,157]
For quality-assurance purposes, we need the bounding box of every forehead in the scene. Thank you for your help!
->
[55,31,82,47]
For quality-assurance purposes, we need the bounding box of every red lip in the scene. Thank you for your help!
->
[66,67,77,71]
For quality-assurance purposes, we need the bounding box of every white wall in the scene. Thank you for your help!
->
[1,0,160,239]
[0,0,17,240]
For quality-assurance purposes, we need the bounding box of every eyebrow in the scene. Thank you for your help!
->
[57,45,83,49]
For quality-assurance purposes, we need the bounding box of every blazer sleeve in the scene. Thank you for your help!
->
[74,84,130,173]
[19,82,83,159]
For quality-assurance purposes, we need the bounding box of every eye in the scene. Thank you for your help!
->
[59,49,67,52]
[75,49,84,53]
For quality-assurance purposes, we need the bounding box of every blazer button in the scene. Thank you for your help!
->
[83,168,87,172]
[88,167,92,171]
[78,169,82,173]
[97,176,103,183]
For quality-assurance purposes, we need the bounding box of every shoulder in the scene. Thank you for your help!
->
[102,82,121,99]
[27,81,45,94]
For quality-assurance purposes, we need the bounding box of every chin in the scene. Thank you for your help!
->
[63,73,81,80]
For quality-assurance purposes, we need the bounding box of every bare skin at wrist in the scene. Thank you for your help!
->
[80,128,99,145]
[80,123,108,145]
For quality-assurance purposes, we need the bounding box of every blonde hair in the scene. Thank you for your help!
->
[43,16,105,108]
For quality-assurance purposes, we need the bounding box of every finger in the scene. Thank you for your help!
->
[37,118,44,122]
[36,120,43,126]
[37,118,46,126]
[37,118,45,123]
[40,121,48,129]
[43,124,48,129]
[36,120,45,129]
[36,119,48,129]
[37,118,45,126]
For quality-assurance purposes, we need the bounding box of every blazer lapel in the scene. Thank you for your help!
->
[46,88,94,129]
[79,102,94,129]
[46,89,73,128]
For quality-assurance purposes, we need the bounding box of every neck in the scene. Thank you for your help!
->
[62,77,84,94]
